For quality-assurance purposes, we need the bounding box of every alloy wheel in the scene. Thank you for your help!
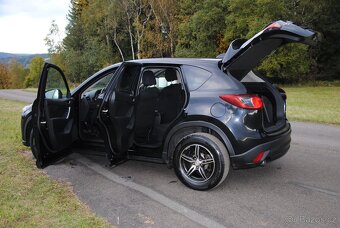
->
[179,144,215,182]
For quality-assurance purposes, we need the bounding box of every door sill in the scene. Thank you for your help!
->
[126,154,165,164]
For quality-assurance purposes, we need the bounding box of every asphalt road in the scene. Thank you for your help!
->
[1,89,339,227]
[0,89,36,103]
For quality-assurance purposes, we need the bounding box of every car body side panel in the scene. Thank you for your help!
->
[163,64,274,166]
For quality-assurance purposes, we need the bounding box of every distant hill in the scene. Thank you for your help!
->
[0,52,49,68]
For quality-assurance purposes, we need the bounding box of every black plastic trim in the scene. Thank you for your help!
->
[162,120,235,165]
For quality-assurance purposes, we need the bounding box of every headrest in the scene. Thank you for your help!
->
[165,68,177,82]
[142,70,156,86]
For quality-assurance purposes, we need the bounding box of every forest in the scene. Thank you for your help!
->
[1,0,339,88]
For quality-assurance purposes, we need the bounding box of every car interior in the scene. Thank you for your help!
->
[79,72,115,142]
[78,66,186,153]
[134,67,185,148]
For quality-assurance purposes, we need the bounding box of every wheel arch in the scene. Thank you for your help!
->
[162,119,235,168]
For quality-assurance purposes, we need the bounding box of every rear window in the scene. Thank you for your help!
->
[182,66,212,91]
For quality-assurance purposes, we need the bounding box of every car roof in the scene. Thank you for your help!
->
[126,58,220,68]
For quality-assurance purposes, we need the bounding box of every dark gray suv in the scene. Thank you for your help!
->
[21,21,317,190]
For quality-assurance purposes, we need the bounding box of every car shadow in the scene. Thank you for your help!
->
[49,149,291,194]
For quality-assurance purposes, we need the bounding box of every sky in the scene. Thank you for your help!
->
[0,0,69,54]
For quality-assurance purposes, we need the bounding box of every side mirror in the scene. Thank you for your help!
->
[53,89,63,99]
[45,89,63,99]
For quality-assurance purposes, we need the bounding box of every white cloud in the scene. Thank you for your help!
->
[0,0,69,53]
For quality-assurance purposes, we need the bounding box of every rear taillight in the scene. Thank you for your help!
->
[265,22,281,31]
[219,94,263,110]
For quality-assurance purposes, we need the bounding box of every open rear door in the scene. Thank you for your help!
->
[98,63,141,162]
[32,63,76,168]
[221,20,318,79]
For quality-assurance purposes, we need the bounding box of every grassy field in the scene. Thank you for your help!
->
[284,86,340,125]
[0,99,110,227]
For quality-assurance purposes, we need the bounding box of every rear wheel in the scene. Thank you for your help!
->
[173,133,230,190]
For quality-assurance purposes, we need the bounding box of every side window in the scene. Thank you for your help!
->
[141,67,180,90]
[118,65,141,94]
[82,71,115,95]
[45,67,69,99]
[155,76,170,89]
[155,69,180,89]
[182,65,212,91]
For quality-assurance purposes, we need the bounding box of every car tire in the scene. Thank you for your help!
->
[173,132,230,191]
[29,129,38,159]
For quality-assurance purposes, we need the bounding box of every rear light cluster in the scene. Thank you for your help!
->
[253,151,266,164]
[219,94,263,110]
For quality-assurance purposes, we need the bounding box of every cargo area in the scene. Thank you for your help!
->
[218,21,317,133]
[241,71,287,133]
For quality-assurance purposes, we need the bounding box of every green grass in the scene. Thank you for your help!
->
[284,86,340,125]
[281,80,340,87]
[0,99,110,227]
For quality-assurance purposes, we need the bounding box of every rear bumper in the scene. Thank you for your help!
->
[230,124,291,169]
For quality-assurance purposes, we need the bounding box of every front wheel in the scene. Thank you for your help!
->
[29,129,46,168]
[173,133,230,191]
[29,129,38,159]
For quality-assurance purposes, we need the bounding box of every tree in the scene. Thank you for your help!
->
[62,0,93,82]
[120,0,153,59]
[57,0,339,83]
[176,0,227,57]
[63,0,88,51]
[149,0,179,57]
[296,0,340,80]
[45,20,63,54]
[8,59,26,88]
[105,0,126,61]
[0,64,11,89]
[223,0,311,82]
[24,57,44,88]
[45,20,68,77]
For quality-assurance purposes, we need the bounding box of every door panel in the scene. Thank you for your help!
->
[108,91,136,152]
[32,63,76,168]
[99,63,141,158]
[44,98,74,151]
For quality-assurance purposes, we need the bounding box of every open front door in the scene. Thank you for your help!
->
[221,20,319,79]
[32,63,76,168]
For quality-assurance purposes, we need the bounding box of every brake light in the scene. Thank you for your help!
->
[265,22,281,31]
[219,94,263,110]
